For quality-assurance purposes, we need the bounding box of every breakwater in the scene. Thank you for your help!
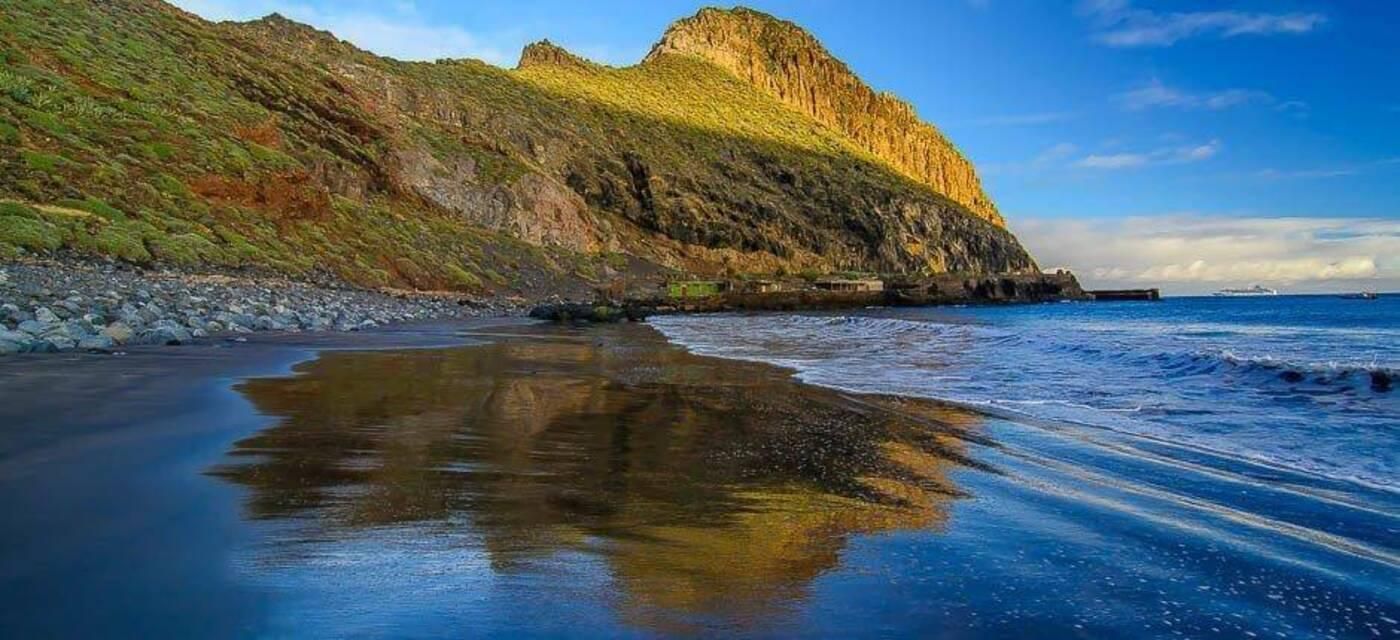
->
[531,272,1087,322]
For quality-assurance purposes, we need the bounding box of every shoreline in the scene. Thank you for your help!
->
[0,317,532,467]
[3,258,1091,355]
[1,315,1395,637]
[0,258,527,356]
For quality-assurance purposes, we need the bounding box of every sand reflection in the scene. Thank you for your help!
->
[212,324,985,630]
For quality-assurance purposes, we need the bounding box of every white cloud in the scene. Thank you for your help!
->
[1254,168,1356,180]
[1275,100,1310,117]
[982,142,1079,176]
[1176,139,1221,162]
[1078,153,1148,169]
[967,111,1075,126]
[1253,157,1400,180]
[1076,139,1221,169]
[1079,1,1325,47]
[169,0,632,67]
[1012,215,1400,294]
[1034,142,1079,166]
[1119,79,1272,111]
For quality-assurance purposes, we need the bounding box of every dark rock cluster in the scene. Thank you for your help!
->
[0,261,506,355]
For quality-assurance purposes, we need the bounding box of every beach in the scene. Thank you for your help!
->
[0,312,1395,638]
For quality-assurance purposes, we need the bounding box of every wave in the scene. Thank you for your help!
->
[656,314,1395,394]
[648,311,1400,490]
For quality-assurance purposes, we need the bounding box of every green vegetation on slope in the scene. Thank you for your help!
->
[0,0,1034,291]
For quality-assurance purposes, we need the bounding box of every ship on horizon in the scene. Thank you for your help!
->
[1213,285,1279,297]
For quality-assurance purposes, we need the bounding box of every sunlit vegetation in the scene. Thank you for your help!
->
[0,1,1027,288]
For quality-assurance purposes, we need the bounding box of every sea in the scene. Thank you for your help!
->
[1,296,1396,638]
[650,295,1399,491]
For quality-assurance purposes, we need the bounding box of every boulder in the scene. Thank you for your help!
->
[135,320,192,346]
[102,322,135,345]
[43,335,77,351]
[0,329,33,355]
[17,320,48,336]
[78,334,116,352]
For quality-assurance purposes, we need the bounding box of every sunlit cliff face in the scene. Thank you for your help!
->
[212,324,985,630]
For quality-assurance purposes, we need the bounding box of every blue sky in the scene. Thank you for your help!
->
[173,0,1400,293]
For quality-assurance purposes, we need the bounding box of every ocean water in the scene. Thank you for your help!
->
[649,295,1399,491]
[4,308,1397,638]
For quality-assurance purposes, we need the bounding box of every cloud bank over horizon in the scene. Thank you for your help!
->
[1013,215,1399,295]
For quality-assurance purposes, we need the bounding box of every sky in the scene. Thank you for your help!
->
[171,0,1400,294]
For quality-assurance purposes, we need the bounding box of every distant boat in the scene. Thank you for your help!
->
[1213,285,1278,297]
[1340,291,1379,300]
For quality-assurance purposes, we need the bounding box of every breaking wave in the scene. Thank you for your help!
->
[649,299,1400,490]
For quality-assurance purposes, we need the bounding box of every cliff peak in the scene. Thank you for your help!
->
[645,6,1003,226]
[517,40,595,70]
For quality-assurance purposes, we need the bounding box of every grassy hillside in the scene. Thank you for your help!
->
[0,0,1035,293]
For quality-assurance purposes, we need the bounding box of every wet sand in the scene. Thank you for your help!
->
[0,321,1396,638]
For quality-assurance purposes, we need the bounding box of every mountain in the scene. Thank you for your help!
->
[646,8,1002,226]
[0,0,1036,294]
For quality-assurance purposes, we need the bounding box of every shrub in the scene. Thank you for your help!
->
[0,201,41,219]
[57,196,126,220]
[21,150,65,172]
[152,173,189,198]
[148,231,217,265]
[72,223,152,263]
[0,120,19,144]
[445,263,482,290]
[0,215,62,252]
[140,141,176,161]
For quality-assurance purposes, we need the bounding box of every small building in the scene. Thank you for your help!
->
[666,280,726,299]
[745,280,785,293]
[814,278,884,293]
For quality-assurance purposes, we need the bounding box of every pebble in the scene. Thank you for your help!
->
[0,261,518,356]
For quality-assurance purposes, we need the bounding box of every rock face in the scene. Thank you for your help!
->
[646,7,1004,226]
[0,2,1035,288]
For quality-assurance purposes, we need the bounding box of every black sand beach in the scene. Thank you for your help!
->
[1,320,1395,638]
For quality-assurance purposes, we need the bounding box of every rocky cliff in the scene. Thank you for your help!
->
[647,8,1003,226]
[0,0,1034,294]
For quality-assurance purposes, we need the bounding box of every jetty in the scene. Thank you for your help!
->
[531,272,1091,322]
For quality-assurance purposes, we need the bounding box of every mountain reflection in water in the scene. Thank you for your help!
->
[211,324,984,632]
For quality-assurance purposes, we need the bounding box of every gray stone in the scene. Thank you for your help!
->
[78,334,116,352]
[44,335,77,351]
[34,307,60,324]
[17,320,47,336]
[139,303,163,323]
[136,323,192,346]
[102,322,134,345]
[0,329,32,354]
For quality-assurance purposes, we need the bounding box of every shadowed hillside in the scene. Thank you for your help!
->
[0,0,1035,293]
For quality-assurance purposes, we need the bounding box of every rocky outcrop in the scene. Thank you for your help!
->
[517,40,596,69]
[646,7,1004,226]
[2,1,1035,293]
